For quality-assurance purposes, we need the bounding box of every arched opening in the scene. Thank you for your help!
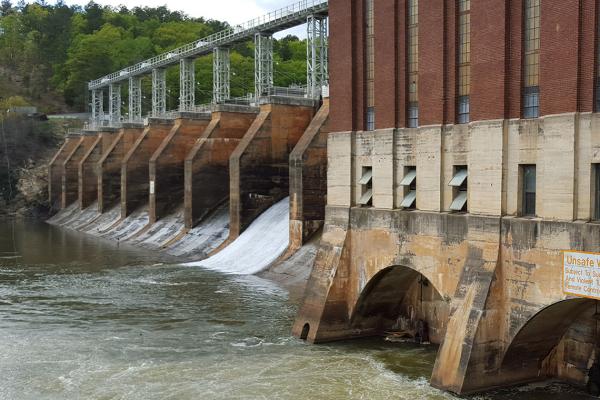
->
[350,265,449,345]
[501,298,599,388]
[300,323,310,341]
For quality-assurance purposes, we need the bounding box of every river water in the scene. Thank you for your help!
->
[0,219,593,400]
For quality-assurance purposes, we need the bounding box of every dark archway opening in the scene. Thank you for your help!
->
[500,298,600,390]
[350,266,449,345]
[300,323,310,341]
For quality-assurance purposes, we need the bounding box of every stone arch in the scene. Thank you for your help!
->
[500,298,597,384]
[350,265,449,344]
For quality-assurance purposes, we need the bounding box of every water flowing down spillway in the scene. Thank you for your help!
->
[186,197,290,275]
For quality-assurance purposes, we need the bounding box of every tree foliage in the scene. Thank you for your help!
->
[0,1,309,112]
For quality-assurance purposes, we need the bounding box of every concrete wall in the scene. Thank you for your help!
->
[228,96,317,239]
[336,112,600,222]
[184,105,259,229]
[120,119,174,218]
[61,134,97,209]
[296,111,600,394]
[48,134,80,212]
[78,129,119,209]
[148,114,210,224]
[289,99,330,250]
[97,125,144,213]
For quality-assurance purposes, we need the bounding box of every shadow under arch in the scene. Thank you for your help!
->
[500,298,596,380]
[350,265,448,343]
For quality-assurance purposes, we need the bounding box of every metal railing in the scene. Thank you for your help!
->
[88,0,328,90]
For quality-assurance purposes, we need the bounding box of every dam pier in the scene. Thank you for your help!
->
[47,0,600,396]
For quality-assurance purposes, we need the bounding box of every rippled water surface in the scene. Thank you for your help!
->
[0,219,594,399]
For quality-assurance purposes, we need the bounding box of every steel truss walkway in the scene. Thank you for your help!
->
[89,0,328,90]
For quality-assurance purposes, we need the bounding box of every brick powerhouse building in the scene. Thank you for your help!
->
[293,0,600,395]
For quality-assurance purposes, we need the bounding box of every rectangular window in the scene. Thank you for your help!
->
[457,0,470,123]
[449,166,468,212]
[521,165,536,216]
[365,0,375,130]
[523,0,540,118]
[366,107,375,131]
[595,164,600,220]
[359,166,373,206]
[407,0,419,127]
[597,8,600,112]
[408,102,419,128]
[400,166,417,209]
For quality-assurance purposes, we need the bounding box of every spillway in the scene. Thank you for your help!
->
[186,197,290,275]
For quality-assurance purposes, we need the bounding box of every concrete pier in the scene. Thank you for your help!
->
[184,104,259,229]
[288,98,330,251]
[61,133,98,209]
[97,124,145,213]
[120,119,174,218]
[228,96,318,239]
[148,113,211,224]
[48,133,81,212]
[78,128,119,209]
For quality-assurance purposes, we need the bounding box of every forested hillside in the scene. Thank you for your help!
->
[0,1,308,113]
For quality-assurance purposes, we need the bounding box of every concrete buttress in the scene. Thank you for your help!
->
[48,134,80,212]
[96,124,145,213]
[184,105,259,229]
[61,134,98,209]
[148,114,211,224]
[120,119,174,218]
[228,96,318,239]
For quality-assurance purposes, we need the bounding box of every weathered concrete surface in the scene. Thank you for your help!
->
[48,134,80,212]
[78,129,119,210]
[229,96,317,239]
[61,134,98,209]
[97,125,144,213]
[184,105,259,229]
[293,208,600,394]
[288,99,330,252]
[293,118,600,393]
[121,119,174,218]
[149,115,211,224]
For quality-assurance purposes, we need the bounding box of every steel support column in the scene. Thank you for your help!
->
[254,33,273,99]
[179,58,195,112]
[213,47,231,104]
[128,76,142,122]
[307,15,328,99]
[152,68,166,118]
[91,89,104,125]
[109,83,121,125]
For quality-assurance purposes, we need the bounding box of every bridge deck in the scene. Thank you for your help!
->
[89,0,328,90]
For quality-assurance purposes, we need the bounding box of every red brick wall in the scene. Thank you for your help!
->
[328,0,599,133]
[419,0,445,125]
[443,0,456,124]
[328,0,356,132]
[578,0,597,112]
[353,0,365,130]
[506,0,523,119]
[540,0,580,115]
[374,0,398,129]
[471,0,509,121]
[397,0,407,127]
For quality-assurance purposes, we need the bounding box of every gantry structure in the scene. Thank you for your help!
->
[88,0,329,127]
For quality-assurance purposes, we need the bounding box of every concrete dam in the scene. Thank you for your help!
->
[46,0,600,396]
